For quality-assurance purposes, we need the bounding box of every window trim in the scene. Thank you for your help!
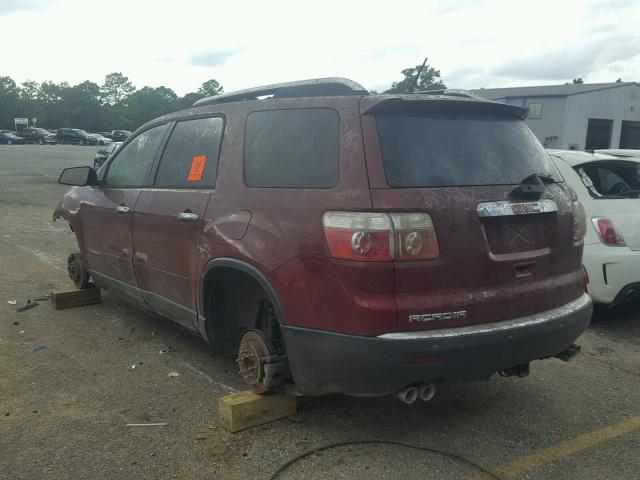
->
[242,107,341,190]
[149,114,226,190]
[101,122,171,189]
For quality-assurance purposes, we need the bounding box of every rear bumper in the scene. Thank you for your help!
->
[583,243,640,305]
[282,293,592,396]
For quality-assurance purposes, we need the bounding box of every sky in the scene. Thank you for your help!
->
[1,0,639,95]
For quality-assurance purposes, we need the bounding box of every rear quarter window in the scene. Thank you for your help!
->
[377,113,561,187]
[244,108,339,188]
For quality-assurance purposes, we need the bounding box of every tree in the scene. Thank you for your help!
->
[572,77,584,84]
[126,86,179,128]
[19,80,41,100]
[100,72,135,105]
[197,79,223,97]
[385,60,446,94]
[0,76,20,128]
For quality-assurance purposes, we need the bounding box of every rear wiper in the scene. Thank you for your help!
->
[617,189,640,197]
[512,173,552,199]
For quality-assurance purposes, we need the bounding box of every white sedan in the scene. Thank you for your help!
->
[548,150,640,307]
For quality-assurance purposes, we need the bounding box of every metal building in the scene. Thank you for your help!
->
[472,82,640,151]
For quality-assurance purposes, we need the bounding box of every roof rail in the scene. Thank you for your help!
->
[193,77,369,107]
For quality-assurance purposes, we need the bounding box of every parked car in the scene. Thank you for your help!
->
[0,131,25,145]
[57,128,98,146]
[54,78,592,401]
[93,142,122,170]
[19,127,57,145]
[90,133,112,146]
[97,131,113,139]
[110,130,131,142]
[548,150,640,307]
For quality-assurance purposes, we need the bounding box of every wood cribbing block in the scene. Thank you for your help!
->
[218,390,297,433]
[51,286,101,310]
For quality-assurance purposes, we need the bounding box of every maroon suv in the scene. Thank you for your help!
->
[54,78,592,401]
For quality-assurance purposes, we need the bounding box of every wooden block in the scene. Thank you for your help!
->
[218,390,297,433]
[51,286,101,310]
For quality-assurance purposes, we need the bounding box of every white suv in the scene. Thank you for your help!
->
[548,150,640,306]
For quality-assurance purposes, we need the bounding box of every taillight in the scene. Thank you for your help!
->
[592,218,626,247]
[391,213,439,260]
[571,200,586,242]
[322,212,438,261]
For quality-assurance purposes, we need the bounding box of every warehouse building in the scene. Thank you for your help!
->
[472,82,640,151]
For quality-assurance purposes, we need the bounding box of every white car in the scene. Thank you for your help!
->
[548,150,640,306]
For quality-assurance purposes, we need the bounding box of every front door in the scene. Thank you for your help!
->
[83,123,170,290]
[132,116,224,328]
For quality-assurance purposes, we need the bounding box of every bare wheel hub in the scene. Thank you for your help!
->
[67,252,90,289]
[237,330,273,394]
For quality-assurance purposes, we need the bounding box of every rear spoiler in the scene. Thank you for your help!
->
[360,94,528,119]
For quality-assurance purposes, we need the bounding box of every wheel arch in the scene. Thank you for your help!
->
[198,258,288,342]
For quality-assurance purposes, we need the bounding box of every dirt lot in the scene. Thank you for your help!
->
[1,144,639,480]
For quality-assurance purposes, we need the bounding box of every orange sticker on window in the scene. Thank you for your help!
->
[188,155,207,182]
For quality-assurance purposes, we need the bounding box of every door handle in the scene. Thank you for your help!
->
[179,211,199,222]
[116,205,130,214]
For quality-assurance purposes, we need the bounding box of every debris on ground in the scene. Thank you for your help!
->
[7,300,16,305]
[128,364,137,370]
[17,300,39,312]
[32,344,46,352]
[34,295,50,301]
[159,346,176,354]
[125,423,167,427]
[167,371,181,378]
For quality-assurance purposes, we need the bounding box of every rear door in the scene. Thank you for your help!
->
[82,123,169,286]
[575,160,640,250]
[361,99,585,331]
[132,116,224,328]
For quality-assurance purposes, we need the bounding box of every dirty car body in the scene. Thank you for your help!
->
[54,78,592,397]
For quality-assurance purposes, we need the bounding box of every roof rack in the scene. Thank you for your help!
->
[193,77,369,107]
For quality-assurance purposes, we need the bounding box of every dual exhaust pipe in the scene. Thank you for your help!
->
[394,384,436,404]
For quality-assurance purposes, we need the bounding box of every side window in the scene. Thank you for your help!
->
[244,108,339,188]
[154,117,224,188]
[104,124,168,188]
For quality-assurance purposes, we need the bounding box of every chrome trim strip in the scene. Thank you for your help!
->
[476,199,558,217]
[377,293,591,340]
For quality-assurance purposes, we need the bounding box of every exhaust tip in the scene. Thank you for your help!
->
[418,383,436,402]
[395,386,419,404]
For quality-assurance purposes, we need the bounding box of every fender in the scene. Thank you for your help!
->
[197,257,288,341]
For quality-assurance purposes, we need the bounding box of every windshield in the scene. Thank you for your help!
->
[377,113,562,187]
[73,129,88,135]
[575,161,640,198]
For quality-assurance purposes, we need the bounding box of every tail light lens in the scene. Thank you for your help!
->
[571,201,586,242]
[592,218,626,247]
[323,212,438,261]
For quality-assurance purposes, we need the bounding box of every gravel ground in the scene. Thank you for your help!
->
[1,145,639,480]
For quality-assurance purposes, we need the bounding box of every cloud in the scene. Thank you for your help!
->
[0,0,53,14]
[491,33,640,80]
[188,49,240,67]
[589,0,636,14]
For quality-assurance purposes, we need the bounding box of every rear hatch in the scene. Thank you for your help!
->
[361,95,586,331]
[573,160,640,250]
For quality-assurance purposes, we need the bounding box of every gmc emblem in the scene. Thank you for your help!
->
[409,311,467,322]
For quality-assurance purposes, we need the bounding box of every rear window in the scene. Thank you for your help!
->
[575,162,640,198]
[377,113,561,187]
[244,108,339,188]
[154,117,224,188]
